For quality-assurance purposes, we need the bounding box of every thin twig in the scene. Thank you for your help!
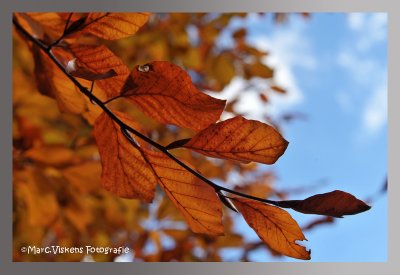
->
[48,13,73,49]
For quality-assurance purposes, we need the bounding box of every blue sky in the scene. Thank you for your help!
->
[211,13,387,262]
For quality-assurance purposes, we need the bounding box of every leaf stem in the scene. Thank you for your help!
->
[102,95,123,105]
[13,17,291,210]
[48,13,73,50]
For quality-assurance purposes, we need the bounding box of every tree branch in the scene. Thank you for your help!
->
[12,16,307,210]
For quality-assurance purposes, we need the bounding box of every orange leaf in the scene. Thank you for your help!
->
[182,116,288,164]
[16,12,65,41]
[277,190,371,218]
[144,150,224,235]
[14,168,60,227]
[120,61,226,131]
[32,45,86,114]
[68,44,130,98]
[31,45,103,123]
[271,85,287,94]
[24,145,79,167]
[81,12,151,40]
[62,161,102,194]
[67,61,117,81]
[93,111,157,202]
[62,189,93,233]
[232,198,310,260]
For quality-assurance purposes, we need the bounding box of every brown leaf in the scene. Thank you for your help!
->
[81,12,151,40]
[271,85,287,94]
[235,181,273,198]
[144,150,224,235]
[207,52,236,90]
[68,44,130,98]
[94,110,223,235]
[16,12,65,41]
[31,45,104,124]
[62,161,102,194]
[244,62,274,79]
[303,216,335,231]
[63,191,93,233]
[120,61,226,131]
[32,45,86,114]
[233,28,247,40]
[24,145,79,167]
[68,61,117,81]
[277,190,371,217]
[93,111,157,202]
[14,168,60,227]
[182,116,288,164]
[259,93,269,102]
[232,198,310,260]
[14,13,46,40]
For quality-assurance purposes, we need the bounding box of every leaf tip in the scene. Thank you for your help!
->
[306,249,312,260]
[359,203,372,213]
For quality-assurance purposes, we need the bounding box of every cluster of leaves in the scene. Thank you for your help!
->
[13,12,370,262]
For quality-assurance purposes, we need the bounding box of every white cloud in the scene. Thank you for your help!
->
[362,78,387,135]
[339,13,387,139]
[337,51,378,85]
[207,16,317,121]
[348,13,365,31]
[347,13,387,52]
[249,20,317,118]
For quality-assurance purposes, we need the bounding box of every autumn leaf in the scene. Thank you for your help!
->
[180,116,288,164]
[32,45,86,114]
[66,60,117,81]
[67,101,224,235]
[63,199,93,233]
[303,216,335,231]
[120,61,226,131]
[81,12,151,40]
[277,190,371,218]
[68,44,130,98]
[24,145,79,168]
[244,61,274,79]
[62,161,102,194]
[59,13,89,35]
[14,168,60,227]
[13,13,375,261]
[15,12,65,41]
[31,45,105,123]
[93,111,157,202]
[61,187,94,233]
[144,150,224,235]
[14,13,46,40]
[235,181,274,198]
[232,197,311,260]
[271,85,286,94]
[207,52,236,90]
